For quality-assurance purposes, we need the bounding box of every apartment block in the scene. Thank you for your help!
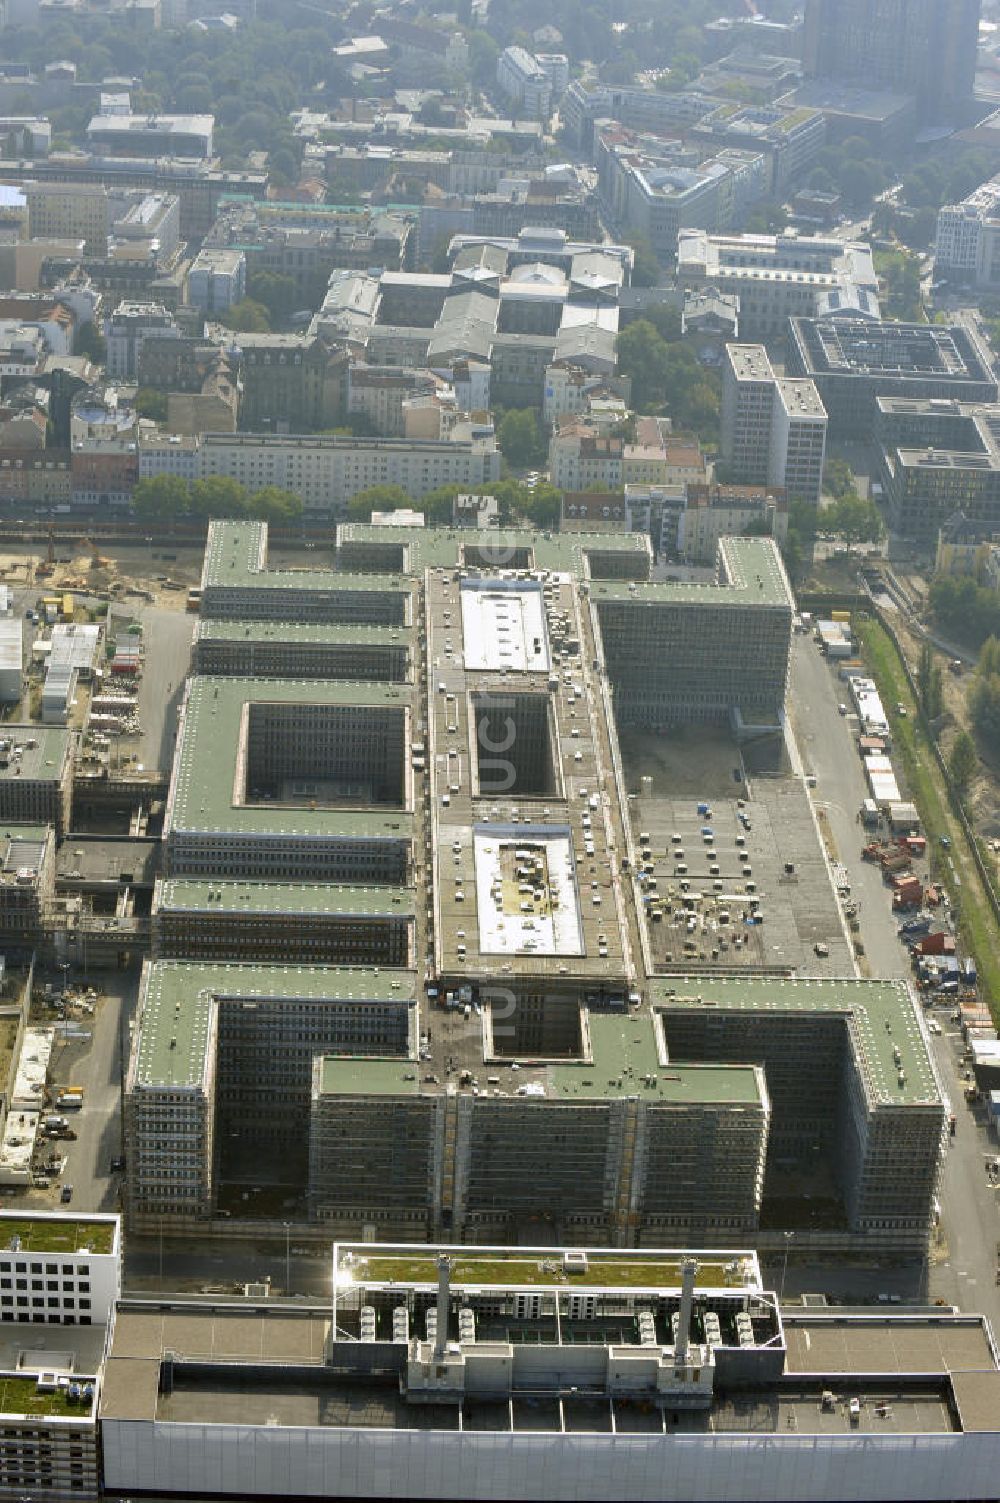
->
[596,124,769,259]
[721,344,827,504]
[125,962,416,1223]
[197,521,413,625]
[26,181,109,256]
[875,396,1000,543]
[109,191,180,264]
[549,418,624,492]
[496,46,553,118]
[86,112,214,160]
[803,0,979,122]
[678,484,789,564]
[186,248,245,314]
[103,301,180,381]
[197,430,500,520]
[593,536,794,730]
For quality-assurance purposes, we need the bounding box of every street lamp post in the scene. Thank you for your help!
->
[283,1222,291,1295]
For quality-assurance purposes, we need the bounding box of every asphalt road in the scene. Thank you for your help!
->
[789,633,1000,1328]
[16,967,139,1219]
[108,603,192,773]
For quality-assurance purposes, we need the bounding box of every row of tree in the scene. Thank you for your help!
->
[346,478,562,530]
[969,637,1000,751]
[929,575,1000,650]
[131,475,302,524]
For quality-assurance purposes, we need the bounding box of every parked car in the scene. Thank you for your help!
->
[60,1184,73,1204]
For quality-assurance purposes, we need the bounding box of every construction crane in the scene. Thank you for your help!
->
[35,527,55,578]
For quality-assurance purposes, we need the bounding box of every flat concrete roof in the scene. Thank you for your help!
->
[195,618,412,647]
[474,827,583,957]
[166,675,412,841]
[0,725,71,783]
[459,579,551,673]
[155,877,414,918]
[653,975,939,1109]
[590,537,794,609]
[783,1315,997,1377]
[132,961,416,1090]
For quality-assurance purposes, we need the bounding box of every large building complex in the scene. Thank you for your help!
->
[875,396,1000,543]
[97,1244,1000,1503]
[124,518,944,1259]
[802,0,981,122]
[721,344,828,505]
[786,317,1000,436]
[676,230,880,339]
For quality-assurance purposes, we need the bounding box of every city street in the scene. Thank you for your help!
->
[789,632,1000,1328]
[17,967,139,1219]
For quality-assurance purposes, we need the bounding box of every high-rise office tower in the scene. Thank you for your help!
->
[803,0,981,121]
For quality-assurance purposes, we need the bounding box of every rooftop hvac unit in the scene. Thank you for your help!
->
[513,1293,541,1320]
[566,1294,597,1320]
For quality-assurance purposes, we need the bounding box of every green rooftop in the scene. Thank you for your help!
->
[338,521,651,577]
[200,518,411,596]
[317,1011,764,1106]
[590,538,794,609]
[334,1245,757,1294]
[320,1055,420,1096]
[166,675,414,840]
[650,975,940,1108]
[0,1375,97,1419]
[156,878,414,918]
[134,961,417,1089]
[0,727,72,784]
[195,618,412,647]
[548,1011,764,1103]
[0,1216,116,1254]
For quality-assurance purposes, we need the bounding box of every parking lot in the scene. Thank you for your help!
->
[11,968,140,1219]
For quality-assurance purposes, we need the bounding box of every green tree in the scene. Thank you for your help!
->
[189,476,248,518]
[949,730,977,795]
[132,474,190,520]
[823,456,855,500]
[74,321,106,364]
[247,270,299,323]
[615,320,671,408]
[346,484,412,521]
[247,485,302,523]
[969,635,1000,750]
[219,298,271,334]
[825,493,883,555]
[917,640,944,721]
[134,387,168,423]
[518,481,561,529]
[624,232,661,288]
[498,408,544,470]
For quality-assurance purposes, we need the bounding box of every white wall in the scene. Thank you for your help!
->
[101,1422,1000,1501]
